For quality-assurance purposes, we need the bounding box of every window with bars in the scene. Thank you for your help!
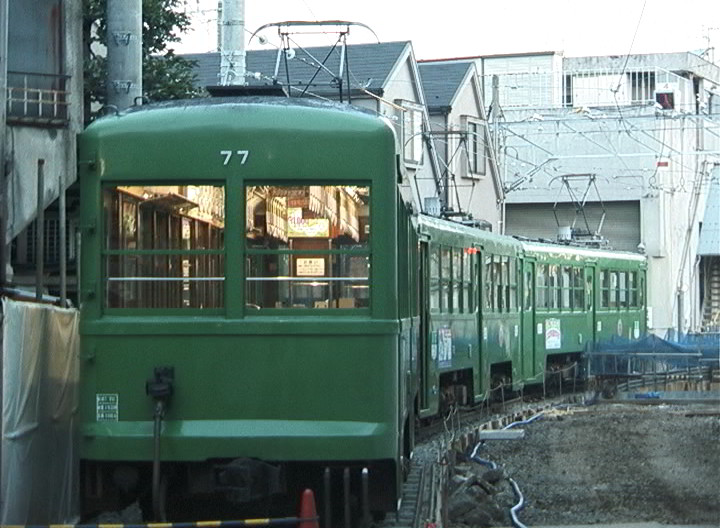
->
[103,185,226,310]
[630,71,655,103]
[24,218,77,265]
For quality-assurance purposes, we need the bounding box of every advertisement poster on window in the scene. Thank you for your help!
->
[288,207,330,238]
[296,258,325,277]
[545,318,561,350]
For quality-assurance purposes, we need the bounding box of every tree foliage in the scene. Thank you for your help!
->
[83,0,203,122]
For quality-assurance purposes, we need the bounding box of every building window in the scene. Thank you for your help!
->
[464,118,486,177]
[630,71,655,103]
[563,74,573,107]
[7,0,69,126]
[397,100,424,166]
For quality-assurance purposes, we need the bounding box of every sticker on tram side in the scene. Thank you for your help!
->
[438,327,453,368]
[545,318,561,350]
[97,393,119,421]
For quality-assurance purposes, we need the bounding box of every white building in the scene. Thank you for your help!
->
[467,51,720,336]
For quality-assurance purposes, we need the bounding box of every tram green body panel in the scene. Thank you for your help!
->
[78,100,405,471]
[522,242,648,384]
[81,320,399,462]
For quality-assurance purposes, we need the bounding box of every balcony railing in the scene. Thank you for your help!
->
[6,71,70,126]
[480,67,690,112]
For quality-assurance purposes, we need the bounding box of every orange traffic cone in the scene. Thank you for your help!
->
[298,488,319,528]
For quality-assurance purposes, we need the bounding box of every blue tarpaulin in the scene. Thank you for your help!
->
[585,333,719,376]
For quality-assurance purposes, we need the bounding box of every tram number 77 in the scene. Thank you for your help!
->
[220,150,250,166]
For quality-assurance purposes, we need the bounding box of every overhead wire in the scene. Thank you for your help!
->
[612,0,648,94]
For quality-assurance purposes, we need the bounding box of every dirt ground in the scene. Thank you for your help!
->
[477,402,720,525]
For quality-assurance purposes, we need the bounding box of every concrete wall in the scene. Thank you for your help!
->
[2,0,84,245]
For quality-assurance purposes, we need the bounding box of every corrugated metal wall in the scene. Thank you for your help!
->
[505,201,641,252]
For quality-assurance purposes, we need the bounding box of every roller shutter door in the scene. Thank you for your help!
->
[505,201,641,252]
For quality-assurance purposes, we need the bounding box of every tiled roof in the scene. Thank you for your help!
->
[418,61,473,112]
[182,41,411,97]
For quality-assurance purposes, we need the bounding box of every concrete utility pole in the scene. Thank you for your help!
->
[490,75,505,234]
[107,0,142,110]
[0,0,8,286]
[220,0,246,85]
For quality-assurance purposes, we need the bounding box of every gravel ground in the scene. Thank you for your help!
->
[475,402,720,526]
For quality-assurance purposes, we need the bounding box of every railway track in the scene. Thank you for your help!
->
[383,367,718,528]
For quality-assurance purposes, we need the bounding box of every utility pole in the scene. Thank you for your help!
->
[107,0,142,110]
[220,0,246,85]
[490,75,505,233]
[0,0,8,287]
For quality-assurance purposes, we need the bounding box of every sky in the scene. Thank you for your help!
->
[175,0,720,63]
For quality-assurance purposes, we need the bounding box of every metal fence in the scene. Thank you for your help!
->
[6,71,70,126]
[585,333,719,394]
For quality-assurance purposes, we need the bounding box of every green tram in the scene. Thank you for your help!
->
[78,97,647,520]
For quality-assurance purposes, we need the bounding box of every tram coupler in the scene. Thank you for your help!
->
[146,366,174,521]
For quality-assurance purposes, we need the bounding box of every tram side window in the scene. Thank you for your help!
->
[509,257,517,311]
[609,271,618,308]
[494,256,503,312]
[441,246,451,312]
[471,252,479,312]
[245,185,370,310]
[462,250,471,313]
[639,273,645,307]
[484,255,493,311]
[572,267,585,311]
[453,248,462,313]
[103,185,226,310]
[501,256,510,312]
[536,264,547,309]
[619,271,628,308]
[524,267,533,311]
[561,266,571,310]
[548,265,560,310]
[600,270,609,308]
[629,271,638,307]
[430,247,440,312]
